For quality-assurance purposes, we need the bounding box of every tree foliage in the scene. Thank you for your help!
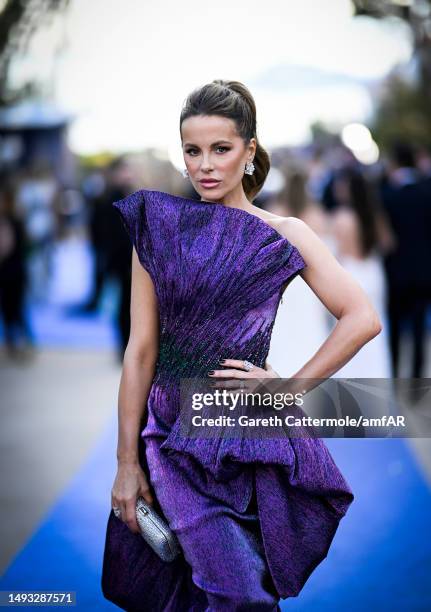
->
[371,73,431,151]
[0,0,69,105]
[352,0,431,100]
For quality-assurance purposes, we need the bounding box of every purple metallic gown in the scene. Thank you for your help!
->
[101,189,354,611]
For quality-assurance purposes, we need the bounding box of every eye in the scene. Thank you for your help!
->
[216,146,229,153]
[185,148,198,156]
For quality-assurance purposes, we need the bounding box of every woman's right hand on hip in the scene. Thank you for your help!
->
[111,463,154,534]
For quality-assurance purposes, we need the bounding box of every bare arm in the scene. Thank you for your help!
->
[112,247,159,532]
[116,247,159,463]
[281,217,382,391]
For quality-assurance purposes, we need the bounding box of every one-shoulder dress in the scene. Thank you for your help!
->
[101,189,354,611]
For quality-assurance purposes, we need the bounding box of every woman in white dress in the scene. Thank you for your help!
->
[326,167,392,378]
[266,170,330,377]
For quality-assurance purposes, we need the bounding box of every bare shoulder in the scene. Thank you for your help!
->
[275,215,313,248]
[254,210,308,244]
[251,207,331,265]
[275,215,334,266]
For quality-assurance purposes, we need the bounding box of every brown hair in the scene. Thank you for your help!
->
[179,79,270,201]
[336,167,380,257]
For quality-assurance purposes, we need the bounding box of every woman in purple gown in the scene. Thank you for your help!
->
[101,80,382,611]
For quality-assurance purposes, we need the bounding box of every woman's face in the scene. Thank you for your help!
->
[181,114,255,199]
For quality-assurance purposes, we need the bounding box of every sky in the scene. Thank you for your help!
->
[12,0,412,157]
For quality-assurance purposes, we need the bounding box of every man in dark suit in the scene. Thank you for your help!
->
[381,143,431,378]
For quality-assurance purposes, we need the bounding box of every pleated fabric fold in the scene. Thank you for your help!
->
[159,415,354,598]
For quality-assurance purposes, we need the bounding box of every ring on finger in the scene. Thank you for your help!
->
[113,506,121,519]
[243,360,254,372]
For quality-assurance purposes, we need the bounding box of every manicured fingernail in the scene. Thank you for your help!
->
[208,370,215,375]
[219,359,226,364]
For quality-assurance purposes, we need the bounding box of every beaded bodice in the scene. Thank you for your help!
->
[113,188,307,435]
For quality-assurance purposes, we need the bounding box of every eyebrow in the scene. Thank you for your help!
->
[183,140,233,147]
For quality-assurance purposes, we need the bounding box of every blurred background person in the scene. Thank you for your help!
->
[68,156,136,360]
[327,167,392,377]
[15,158,58,304]
[74,169,108,313]
[267,165,328,236]
[0,176,34,360]
[267,166,330,377]
[415,145,431,179]
[103,156,136,361]
[95,156,135,361]
[380,141,431,379]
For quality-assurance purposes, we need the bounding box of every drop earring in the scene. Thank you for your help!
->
[244,160,255,175]
[182,168,189,178]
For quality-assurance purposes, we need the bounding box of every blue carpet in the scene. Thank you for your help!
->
[0,408,119,610]
[282,437,431,611]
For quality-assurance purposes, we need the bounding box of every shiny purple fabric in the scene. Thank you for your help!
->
[101,189,354,610]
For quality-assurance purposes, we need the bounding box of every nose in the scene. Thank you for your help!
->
[200,154,214,172]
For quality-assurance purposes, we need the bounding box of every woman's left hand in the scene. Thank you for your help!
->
[208,358,280,394]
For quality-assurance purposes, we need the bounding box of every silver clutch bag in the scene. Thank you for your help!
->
[135,496,182,562]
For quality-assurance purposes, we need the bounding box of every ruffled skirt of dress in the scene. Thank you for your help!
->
[156,405,355,600]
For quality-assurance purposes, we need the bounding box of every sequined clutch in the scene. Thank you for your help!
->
[135,496,182,562]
